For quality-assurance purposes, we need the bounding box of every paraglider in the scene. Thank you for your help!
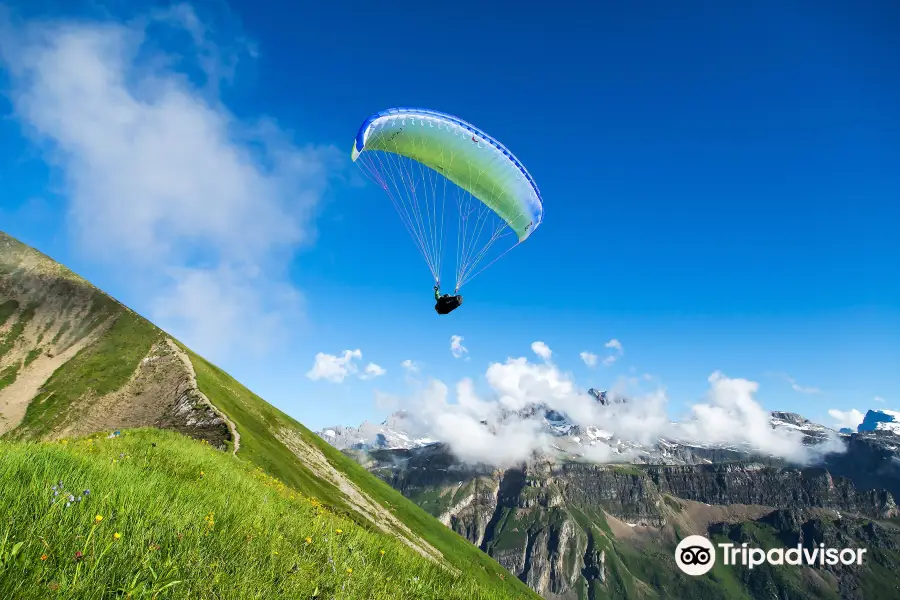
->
[434,285,463,315]
[351,107,543,315]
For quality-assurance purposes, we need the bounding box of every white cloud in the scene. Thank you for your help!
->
[380,344,842,468]
[671,372,837,462]
[306,350,387,383]
[601,338,624,366]
[450,335,468,359]
[0,7,342,360]
[605,339,624,354]
[401,359,419,373]
[786,375,820,394]
[828,409,865,430]
[361,363,386,380]
[306,349,362,384]
[874,396,886,404]
[531,341,552,362]
[580,351,598,367]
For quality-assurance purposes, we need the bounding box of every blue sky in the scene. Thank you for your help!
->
[0,0,898,434]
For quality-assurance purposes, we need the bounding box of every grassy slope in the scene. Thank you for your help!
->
[0,429,524,599]
[187,349,537,597]
[0,231,537,599]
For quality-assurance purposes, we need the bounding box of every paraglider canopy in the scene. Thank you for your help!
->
[352,107,543,292]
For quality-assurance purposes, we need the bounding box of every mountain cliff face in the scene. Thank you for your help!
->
[362,444,900,598]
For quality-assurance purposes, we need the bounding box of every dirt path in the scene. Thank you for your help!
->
[166,338,241,454]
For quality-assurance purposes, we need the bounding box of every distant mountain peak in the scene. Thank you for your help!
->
[858,409,900,435]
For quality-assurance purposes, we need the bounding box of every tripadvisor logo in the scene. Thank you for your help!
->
[674,535,868,576]
[675,536,717,576]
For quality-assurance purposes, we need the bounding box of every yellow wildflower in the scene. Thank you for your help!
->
[114,532,121,540]
[94,515,103,523]
[305,537,312,544]
[335,528,343,534]
[380,549,385,556]
[346,568,352,575]
[41,554,48,561]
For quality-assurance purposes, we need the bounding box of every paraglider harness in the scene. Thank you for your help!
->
[434,285,463,315]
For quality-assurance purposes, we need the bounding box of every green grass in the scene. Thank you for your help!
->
[663,495,684,513]
[65,296,118,349]
[0,429,528,600]
[6,311,160,440]
[0,364,19,392]
[0,301,37,358]
[0,299,19,327]
[24,348,42,368]
[185,348,538,599]
[187,351,352,514]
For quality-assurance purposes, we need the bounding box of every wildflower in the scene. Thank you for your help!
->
[305,537,312,545]
[346,568,352,575]
[114,532,121,540]
[95,515,103,523]
[199,471,205,478]
[41,554,48,561]
[74,551,83,562]
[65,502,71,508]
[68,495,75,502]
[336,529,343,535]
[380,549,385,556]
[83,489,90,496]
[273,551,279,556]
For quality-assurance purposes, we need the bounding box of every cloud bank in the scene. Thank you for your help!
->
[382,342,843,468]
